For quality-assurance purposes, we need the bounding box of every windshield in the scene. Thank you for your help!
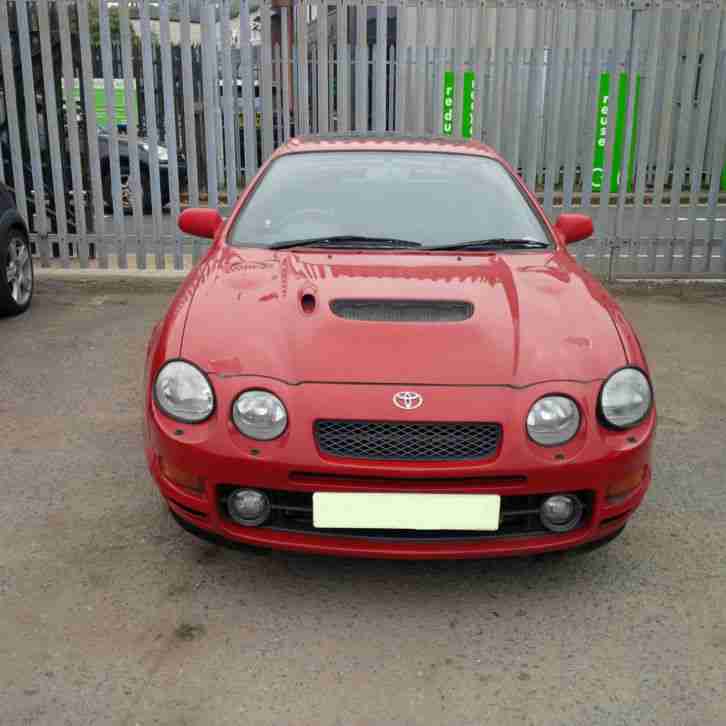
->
[227,151,551,249]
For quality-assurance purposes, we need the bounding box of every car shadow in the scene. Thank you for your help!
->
[175,529,638,610]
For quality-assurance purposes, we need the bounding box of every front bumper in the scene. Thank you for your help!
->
[145,378,655,560]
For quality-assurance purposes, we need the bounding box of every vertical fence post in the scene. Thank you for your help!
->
[201,2,219,213]
[119,0,143,267]
[433,0,444,134]
[239,0,259,178]
[336,0,349,132]
[596,45,621,278]
[374,1,387,131]
[666,11,702,273]
[650,7,682,272]
[180,0,199,208]
[387,43,396,131]
[139,0,164,270]
[37,0,68,266]
[579,46,601,213]
[488,5,505,152]
[310,43,318,131]
[0,1,28,226]
[281,5,292,140]
[573,51,595,272]
[685,9,721,273]
[394,0,406,132]
[272,43,282,146]
[562,48,586,210]
[259,0,275,155]
[77,0,105,265]
[296,1,310,135]
[524,3,545,189]
[98,0,126,268]
[329,39,335,132]
[543,47,566,216]
[316,1,330,134]
[159,0,183,270]
[614,21,646,279]
[449,1,466,142]
[706,52,726,274]
[220,0,239,208]
[58,0,89,266]
[413,0,426,135]
[630,7,663,275]
[355,0,368,131]
[16,0,50,265]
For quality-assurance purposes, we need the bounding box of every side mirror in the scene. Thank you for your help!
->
[179,208,224,239]
[554,213,594,245]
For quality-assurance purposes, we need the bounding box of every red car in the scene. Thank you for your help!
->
[145,135,655,559]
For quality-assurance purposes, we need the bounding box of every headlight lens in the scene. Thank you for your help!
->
[141,142,169,162]
[600,368,652,428]
[154,360,214,423]
[527,395,580,446]
[232,390,287,440]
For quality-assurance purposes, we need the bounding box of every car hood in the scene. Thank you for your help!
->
[180,247,626,386]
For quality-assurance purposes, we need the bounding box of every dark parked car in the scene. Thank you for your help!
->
[1,118,186,225]
[97,124,188,215]
[0,181,32,316]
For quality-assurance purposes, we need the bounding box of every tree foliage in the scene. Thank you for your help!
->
[87,1,141,47]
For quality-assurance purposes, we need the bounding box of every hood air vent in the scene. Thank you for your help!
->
[330,299,473,323]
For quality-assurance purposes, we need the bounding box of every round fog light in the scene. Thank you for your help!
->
[539,494,583,533]
[227,488,271,527]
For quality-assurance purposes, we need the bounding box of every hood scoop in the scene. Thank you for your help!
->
[330,299,474,323]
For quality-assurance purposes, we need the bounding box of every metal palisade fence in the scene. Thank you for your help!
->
[0,0,725,277]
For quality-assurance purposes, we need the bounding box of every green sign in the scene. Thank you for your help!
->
[442,71,455,136]
[592,72,641,193]
[461,71,476,139]
[67,78,137,127]
[441,71,476,139]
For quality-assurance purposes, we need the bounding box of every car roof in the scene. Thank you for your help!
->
[272,134,500,160]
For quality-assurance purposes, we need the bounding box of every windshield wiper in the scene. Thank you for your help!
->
[268,235,423,250]
[431,238,550,251]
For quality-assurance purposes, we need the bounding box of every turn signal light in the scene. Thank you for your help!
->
[606,468,644,503]
[160,458,206,495]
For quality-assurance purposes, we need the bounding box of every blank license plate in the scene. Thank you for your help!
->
[312,492,501,531]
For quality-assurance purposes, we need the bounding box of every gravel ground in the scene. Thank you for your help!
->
[1,277,725,726]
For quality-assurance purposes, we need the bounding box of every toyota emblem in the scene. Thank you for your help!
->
[393,391,423,410]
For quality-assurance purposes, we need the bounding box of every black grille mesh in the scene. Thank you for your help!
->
[330,299,473,322]
[315,420,501,461]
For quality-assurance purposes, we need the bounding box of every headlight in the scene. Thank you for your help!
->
[599,368,652,429]
[141,142,169,162]
[154,360,214,423]
[527,395,580,446]
[232,390,287,440]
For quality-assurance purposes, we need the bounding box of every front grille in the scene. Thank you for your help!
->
[315,420,501,461]
[217,487,593,541]
[330,299,473,322]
